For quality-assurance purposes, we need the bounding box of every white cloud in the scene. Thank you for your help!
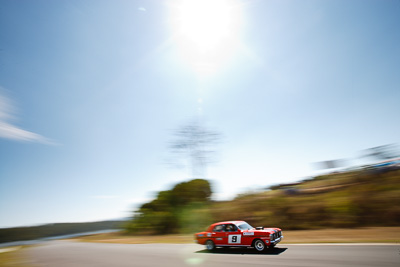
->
[138,7,146,12]
[0,91,52,144]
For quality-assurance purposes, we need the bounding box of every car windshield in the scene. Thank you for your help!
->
[237,222,253,230]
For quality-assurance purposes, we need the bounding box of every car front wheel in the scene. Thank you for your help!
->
[254,239,265,252]
[205,240,215,251]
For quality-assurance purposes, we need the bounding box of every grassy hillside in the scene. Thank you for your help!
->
[210,168,400,230]
[123,167,399,235]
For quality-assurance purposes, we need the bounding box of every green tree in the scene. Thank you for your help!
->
[126,179,212,235]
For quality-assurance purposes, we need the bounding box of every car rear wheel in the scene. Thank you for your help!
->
[254,239,265,252]
[205,240,215,251]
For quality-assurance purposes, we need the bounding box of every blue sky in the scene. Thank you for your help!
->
[0,0,399,228]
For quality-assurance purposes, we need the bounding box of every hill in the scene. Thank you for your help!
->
[211,167,400,230]
[125,166,400,234]
[0,220,124,243]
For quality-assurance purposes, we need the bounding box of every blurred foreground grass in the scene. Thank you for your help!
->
[73,227,400,244]
[0,247,33,267]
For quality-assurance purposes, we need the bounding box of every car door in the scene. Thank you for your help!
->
[211,224,226,245]
[224,224,242,246]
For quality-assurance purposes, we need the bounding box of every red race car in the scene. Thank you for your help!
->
[195,221,283,252]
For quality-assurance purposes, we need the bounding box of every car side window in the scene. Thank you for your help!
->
[213,225,224,232]
[224,224,237,232]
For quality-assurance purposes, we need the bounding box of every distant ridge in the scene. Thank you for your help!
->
[0,220,125,243]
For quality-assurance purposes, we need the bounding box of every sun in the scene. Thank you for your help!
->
[169,0,242,76]
[174,0,233,52]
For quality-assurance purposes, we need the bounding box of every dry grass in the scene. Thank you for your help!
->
[72,227,400,244]
[71,233,195,244]
[0,247,34,267]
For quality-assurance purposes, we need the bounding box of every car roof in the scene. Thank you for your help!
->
[213,221,246,226]
[206,221,248,232]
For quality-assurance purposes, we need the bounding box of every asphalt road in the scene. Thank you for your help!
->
[25,241,399,267]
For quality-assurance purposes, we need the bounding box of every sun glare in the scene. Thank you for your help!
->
[169,0,242,76]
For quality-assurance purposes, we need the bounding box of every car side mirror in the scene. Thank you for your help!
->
[256,226,264,230]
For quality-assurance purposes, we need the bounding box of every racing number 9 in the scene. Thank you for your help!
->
[228,235,241,244]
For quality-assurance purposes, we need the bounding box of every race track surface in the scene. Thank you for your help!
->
[26,241,398,267]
